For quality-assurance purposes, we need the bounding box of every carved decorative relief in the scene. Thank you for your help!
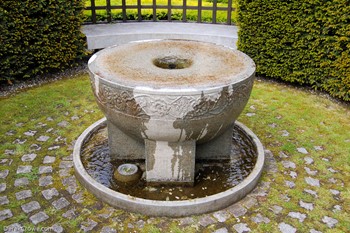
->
[95,84,145,116]
[92,77,254,120]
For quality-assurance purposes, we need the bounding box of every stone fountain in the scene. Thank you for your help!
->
[73,39,265,216]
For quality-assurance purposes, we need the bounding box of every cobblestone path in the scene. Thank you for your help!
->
[1,78,348,232]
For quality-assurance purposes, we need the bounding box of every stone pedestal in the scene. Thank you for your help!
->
[145,140,196,185]
[107,121,144,160]
[108,121,234,184]
[196,124,234,160]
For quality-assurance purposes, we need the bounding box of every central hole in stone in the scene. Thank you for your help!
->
[153,56,192,69]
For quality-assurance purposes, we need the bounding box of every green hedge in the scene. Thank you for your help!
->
[237,0,350,101]
[0,0,87,82]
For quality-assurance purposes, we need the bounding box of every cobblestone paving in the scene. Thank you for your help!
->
[1,89,348,232]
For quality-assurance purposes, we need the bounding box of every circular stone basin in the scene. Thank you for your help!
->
[88,39,257,185]
[88,39,256,144]
[89,39,254,88]
[73,118,265,217]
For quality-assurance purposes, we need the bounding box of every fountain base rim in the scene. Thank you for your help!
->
[73,117,265,217]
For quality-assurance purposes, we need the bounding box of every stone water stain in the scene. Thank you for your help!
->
[81,126,257,201]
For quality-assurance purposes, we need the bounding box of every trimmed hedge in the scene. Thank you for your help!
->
[237,0,350,101]
[0,0,87,81]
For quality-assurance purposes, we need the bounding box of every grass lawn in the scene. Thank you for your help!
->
[84,0,238,23]
[0,73,349,232]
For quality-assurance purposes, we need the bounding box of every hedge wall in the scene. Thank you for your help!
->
[0,0,87,82]
[237,0,350,101]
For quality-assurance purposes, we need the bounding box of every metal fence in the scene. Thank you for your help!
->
[84,0,235,25]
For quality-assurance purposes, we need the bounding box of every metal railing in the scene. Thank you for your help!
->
[84,0,235,25]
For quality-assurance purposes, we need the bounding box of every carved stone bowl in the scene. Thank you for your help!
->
[88,39,256,184]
